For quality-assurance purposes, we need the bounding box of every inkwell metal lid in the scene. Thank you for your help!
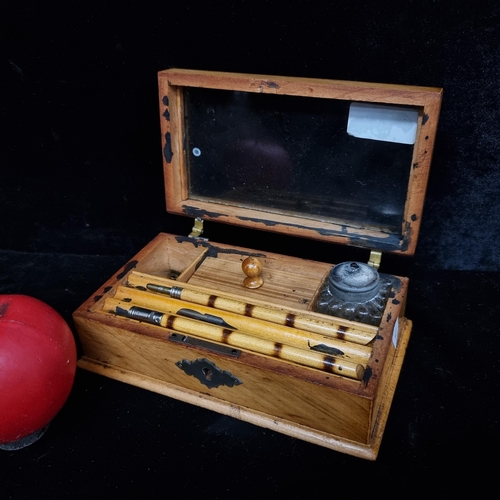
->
[328,262,380,303]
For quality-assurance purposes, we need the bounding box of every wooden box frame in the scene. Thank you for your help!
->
[74,70,442,459]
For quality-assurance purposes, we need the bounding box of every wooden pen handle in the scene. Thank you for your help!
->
[127,271,377,345]
[114,285,372,365]
[103,297,365,381]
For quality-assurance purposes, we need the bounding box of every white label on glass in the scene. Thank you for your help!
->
[347,102,419,145]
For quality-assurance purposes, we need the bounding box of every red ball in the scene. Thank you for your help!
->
[0,295,77,446]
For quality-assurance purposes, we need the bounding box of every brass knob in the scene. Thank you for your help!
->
[242,257,264,289]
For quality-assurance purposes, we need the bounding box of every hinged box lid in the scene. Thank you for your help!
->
[158,69,442,255]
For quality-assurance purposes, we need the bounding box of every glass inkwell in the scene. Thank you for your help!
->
[314,261,393,326]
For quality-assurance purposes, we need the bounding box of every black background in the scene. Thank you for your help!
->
[1,1,499,497]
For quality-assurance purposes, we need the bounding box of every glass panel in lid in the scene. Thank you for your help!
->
[184,86,419,235]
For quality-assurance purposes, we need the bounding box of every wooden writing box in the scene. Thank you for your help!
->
[73,69,442,459]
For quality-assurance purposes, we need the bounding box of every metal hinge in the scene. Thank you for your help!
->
[368,250,382,270]
[188,217,204,238]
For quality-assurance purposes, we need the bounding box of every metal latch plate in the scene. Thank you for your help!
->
[169,332,241,358]
[175,357,242,389]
